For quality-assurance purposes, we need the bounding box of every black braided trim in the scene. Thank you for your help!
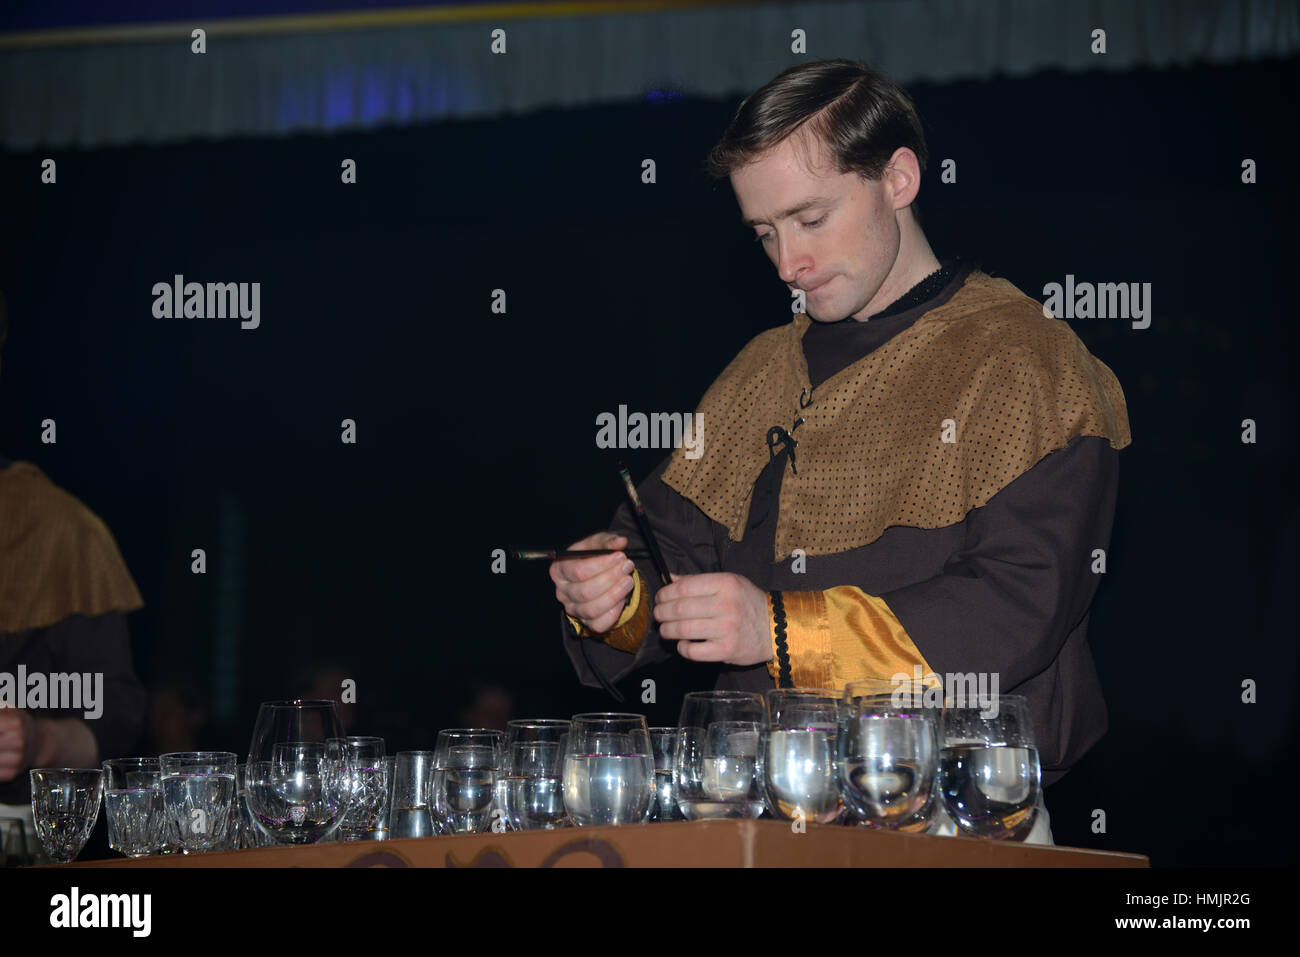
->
[769,590,794,688]
[577,624,625,703]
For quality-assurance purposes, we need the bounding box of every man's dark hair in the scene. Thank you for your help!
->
[0,289,7,353]
[704,59,929,223]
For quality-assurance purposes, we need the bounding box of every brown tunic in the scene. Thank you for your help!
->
[563,263,1130,786]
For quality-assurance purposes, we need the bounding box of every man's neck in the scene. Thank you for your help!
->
[854,219,941,321]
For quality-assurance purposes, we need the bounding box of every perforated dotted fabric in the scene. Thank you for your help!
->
[661,270,1132,561]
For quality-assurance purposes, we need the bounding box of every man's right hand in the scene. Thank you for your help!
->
[0,707,40,783]
[550,532,637,635]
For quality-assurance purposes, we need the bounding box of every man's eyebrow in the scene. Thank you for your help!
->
[741,196,834,229]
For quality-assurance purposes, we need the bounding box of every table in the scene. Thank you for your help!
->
[58,819,1148,868]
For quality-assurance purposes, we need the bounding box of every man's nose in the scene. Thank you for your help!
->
[775,234,809,286]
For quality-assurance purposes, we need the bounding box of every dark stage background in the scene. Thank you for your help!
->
[1,37,1296,865]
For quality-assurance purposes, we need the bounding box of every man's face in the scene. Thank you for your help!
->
[732,131,909,323]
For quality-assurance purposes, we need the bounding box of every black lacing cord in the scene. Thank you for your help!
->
[576,624,625,703]
[769,590,794,688]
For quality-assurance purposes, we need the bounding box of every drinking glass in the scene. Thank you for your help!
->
[102,757,166,858]
[29,768,103,864]
[647,728,683,822]
[390,750,437,838]
[432,730,502,834]
[889,769,947,833]
[247,700,344,765]
[159,751,237,853]
[160,751,238,775]
[0,817,30,866]
[331,736,388,841]
[326,735,383,765]
[562,713,654,826]
[838,681,938,828]
[505,719,571,745]
[234,764,271,848]
[369,755,396,839]
[245,700,344,844]
[500,741,566,830]
[761,689,842,825]
[341,736,385,763]
[501,722,568,829]
[938,694,1041,840]
[244,742,346,844]
[675,692,765,820]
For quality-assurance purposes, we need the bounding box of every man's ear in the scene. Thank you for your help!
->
[884,147,923,211]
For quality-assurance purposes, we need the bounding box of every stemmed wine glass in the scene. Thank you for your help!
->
[247,700,344,764]
[244,701,346,845]
[245,742,346,844]
[838,680,938,828]
[29,768,103,864]
[938,693,1041,840]
[761,689,843,825]
[562,713,654,826]
[234,763,272,848]
[675,692,765,820]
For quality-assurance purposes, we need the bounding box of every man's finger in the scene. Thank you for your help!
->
[674,637,729,662]
[571,575,635,624]
[656,572,727,603]
[660,617,723,643]
[0,718,20,746]
[653,594,717,624]
[566,560,633,604]
[551,532,627,582]
[552,549,625,585]
[569,532,628,553]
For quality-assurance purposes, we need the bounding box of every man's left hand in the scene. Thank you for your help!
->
[653,572,773,666]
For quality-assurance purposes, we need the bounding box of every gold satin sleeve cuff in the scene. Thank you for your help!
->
[766,590,831,687]
[566,568,650,654]
[767,587,935,691]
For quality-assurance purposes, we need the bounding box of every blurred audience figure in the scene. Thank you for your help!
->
[455,679,516,732]
[293,662,358,732]
[145,682,208,756]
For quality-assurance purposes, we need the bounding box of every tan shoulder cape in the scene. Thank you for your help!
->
[0,461,144,633]
[661,269,1132,560]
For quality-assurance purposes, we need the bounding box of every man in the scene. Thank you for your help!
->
[0,293,148,859]
[551,60,1130,837]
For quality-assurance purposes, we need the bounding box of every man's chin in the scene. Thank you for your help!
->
[806,304,849,324]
